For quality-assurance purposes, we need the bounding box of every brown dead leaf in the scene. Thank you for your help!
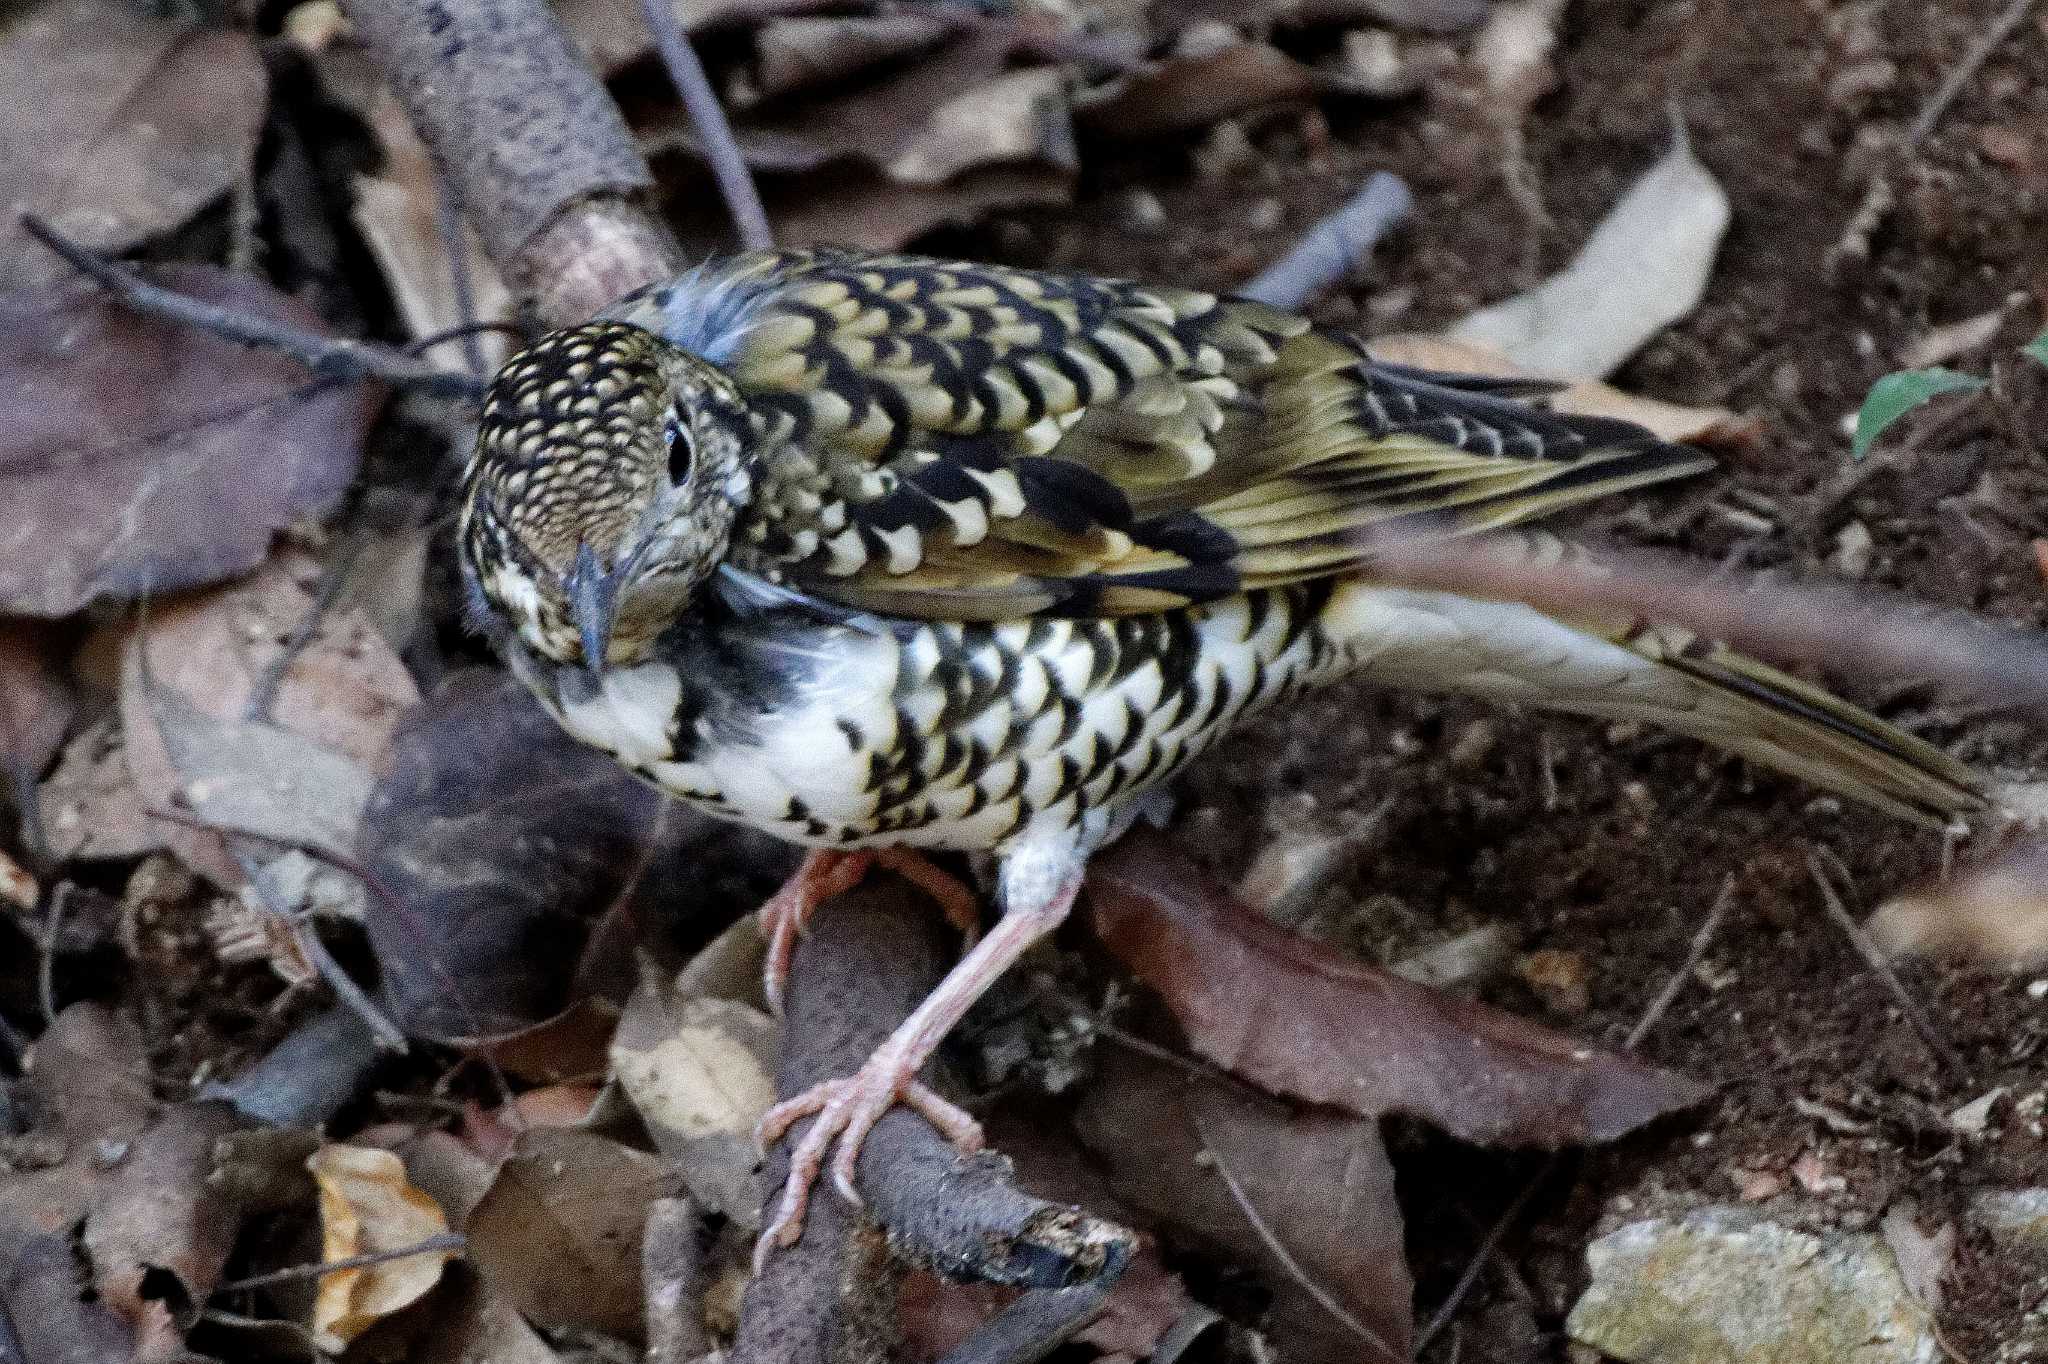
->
[1075,1051,1411,1364]
[887,67,1076,185]
[747,14,952,104]
[0,1,267,290]
[1866,840,2048,968]
[415,1267,567,1364]
[767,162,1073,252]
[0,1004,158,1274]
[610,973,777,1226]
[82,1101,248,1332]
[307,1143,457,1352]
[0,268,382,617]
[359,670,785,1044]
[1076,42,1317,139]
[559,0,821,76]
[351,93,515,374]
[463,1127,677,1340]
[118,554,420,885]
[0,620,74,781]
[1366,333,1753,446]
[37,715,157,864]
[1087,830,1707,1147]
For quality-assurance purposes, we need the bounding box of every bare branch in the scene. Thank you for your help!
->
[21,214,481,399]
[643,0,773,251]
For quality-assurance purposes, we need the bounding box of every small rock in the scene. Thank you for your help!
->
[1970,1189,2048,1257]
[1173,19,1239,60]
[1391,922,1519,989]
[1517,948,1590,1016]
[1236,831,1353,925]
[1731,1168,1785,1201]
[1948,1086,2007,1135]
[1567,1208,1939,1364]
[1830,520,1875,579]
[1192,120,1255,179]
[1115,188,1168,237]
[1242,196,1283,233]
[1978,124,2037,172]
[1827,56,1898,107]
[1792,1150,1847,1196]
[1447,717,1498,770]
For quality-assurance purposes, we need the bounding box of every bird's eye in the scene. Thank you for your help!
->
[665,417,694,485]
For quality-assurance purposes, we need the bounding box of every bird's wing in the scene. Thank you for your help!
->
[687,250,1714,618]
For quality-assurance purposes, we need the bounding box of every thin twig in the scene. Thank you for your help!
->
[1829,0,2038,268]
[1806,847,1966,1076]
[1193,1110,1403,1364]
[641,0,773,251]
[1626,876,1737,1050]
[214,1233,466,1293]
[1241,172,1414,310]
[434,177,491,378]
[20,214,484,401]
[37,882,70,1027]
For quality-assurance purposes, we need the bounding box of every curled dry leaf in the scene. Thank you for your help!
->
[463,1127,678,1341]
[0,268,382,617]
[1076,42,1317,139]
[307,1143,457,1352]
[0,0,266,290]
[1367,333,1752,446]
[610,972,778,1226]
[360,670,751,1043]
[1865,840,2048,968]
[118,554,420,886]
[887,67,1076,186]
[1448,130,1731,380]
[1087,829,1707,1146]
[1075,1051,1411,1364]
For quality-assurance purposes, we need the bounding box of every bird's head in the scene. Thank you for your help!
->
[459,321,755,673]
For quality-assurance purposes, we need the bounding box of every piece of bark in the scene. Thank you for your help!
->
[338,0,685,325]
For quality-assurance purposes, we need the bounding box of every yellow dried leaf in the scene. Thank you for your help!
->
[307,1143,455,1351]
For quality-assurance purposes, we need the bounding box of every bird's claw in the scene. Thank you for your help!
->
[752,1052,984,1273]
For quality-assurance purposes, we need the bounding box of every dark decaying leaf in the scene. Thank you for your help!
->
[0,619,74,780]
[0,268,382,616]
[462,1128,679,1341]
[359,670,791,1043]
[1087,830,1707,1146]
[0,0,267,290]
[82,1100,249,1333]
[1074,1051,1412,1364]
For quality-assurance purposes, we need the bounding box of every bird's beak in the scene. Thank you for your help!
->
[569,541,620,679]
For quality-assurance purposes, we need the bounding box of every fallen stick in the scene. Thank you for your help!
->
[737,877,1132,1364]
[1240,171,1413,310]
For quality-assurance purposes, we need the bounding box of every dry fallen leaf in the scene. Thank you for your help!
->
[887,67,1076,185]
[1075,1051,1411,1364]
[1076,41,1317,139]
[1865,841,2048,968]
[307,1143,457,1352]
[118,554,420,885]
[1366,333,1752,446]
[745,14,952,105]
[1880,1203,1955,1314]
[463,1127,678,1341]
[1447,129,1731,380]
[611,973,778,1226]
[82,1101,248,1333]
[0,269,382,617]
[37,715,160,864]
[360,669,786,1044]
[0,0,267,290]
[0,620,74,782]
[1088,830,1708,1147]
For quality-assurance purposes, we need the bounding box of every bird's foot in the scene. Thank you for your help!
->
[759,848,982,1015]
[751,1047,985,1271]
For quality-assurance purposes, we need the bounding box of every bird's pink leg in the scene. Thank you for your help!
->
[752,869,1083,1270]
[758,848,983,1016]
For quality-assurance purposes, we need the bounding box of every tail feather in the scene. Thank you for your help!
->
[1320,582,1984,826]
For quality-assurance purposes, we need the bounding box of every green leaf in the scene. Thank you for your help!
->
[2021,328,2048,369]
[1851,367,1986,459]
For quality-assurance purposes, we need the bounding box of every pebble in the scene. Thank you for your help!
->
[1970,1188,2048,1257]
[1115,188,1168,237]
[1830,520,1875,578]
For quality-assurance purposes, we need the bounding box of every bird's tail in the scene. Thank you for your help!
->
[1317,577,1984,826]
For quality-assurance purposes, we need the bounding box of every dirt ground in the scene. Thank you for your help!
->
[943,1,2048,1356]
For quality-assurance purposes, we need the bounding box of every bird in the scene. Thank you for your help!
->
[456,248,1983,1262]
